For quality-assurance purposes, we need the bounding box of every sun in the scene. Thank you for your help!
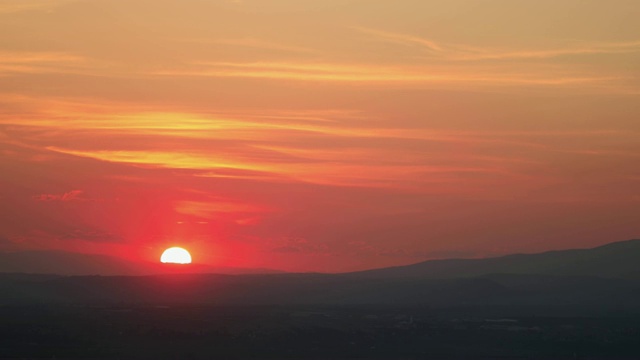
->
[160,247,192,264]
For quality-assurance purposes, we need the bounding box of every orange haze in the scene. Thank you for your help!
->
[1,0,639,272]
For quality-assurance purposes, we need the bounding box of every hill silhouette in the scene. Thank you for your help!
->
[1,239,639,310]
[352,238,640,279]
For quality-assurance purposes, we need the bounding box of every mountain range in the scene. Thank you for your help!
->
[353,238,640,279]
[1,239,639,310]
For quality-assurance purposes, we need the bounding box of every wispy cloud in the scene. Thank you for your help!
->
[353,26,446,54]
[456,41,640,61]
[0,52,82,63]
[156,61,617,87]
[0,51,86,75]
[354,26,640,61]
[0,0,74,14]
[43,144,524,191]
[175,37,319,55]
[175,200,267,219]
[33,190,83,202]
[6,103,611,151]
[45,147,273,173]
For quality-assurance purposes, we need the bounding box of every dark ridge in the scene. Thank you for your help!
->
[349,238,640,279]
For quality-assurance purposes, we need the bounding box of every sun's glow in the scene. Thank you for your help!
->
[160,247,192,264]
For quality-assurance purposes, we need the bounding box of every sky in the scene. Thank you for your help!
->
[0,0,639,272]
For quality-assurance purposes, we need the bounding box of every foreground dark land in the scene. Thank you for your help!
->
[2,304,640,359]
[3,240,640,358]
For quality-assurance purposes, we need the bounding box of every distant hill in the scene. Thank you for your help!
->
[1,239,640,310]
[0,251,282,276]
[351,239,640,279]
[2,239,639,279]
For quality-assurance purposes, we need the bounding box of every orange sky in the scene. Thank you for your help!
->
[1,0,639,272]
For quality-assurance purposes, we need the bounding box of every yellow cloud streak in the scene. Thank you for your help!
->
[0,103,459,143]
[46,147,273,173]
[158,61,616,86]
[8,96,635,190]
[5,101,631,149]
[44,145,502,190]
[1,113,359,142]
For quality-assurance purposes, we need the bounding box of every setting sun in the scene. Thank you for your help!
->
[160,247,192,264]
